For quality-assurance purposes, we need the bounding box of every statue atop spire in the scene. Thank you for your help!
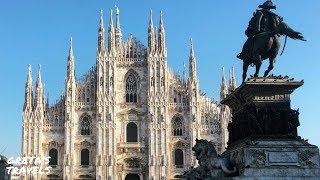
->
[190,38,195,59]
[23,64,33,111]
[149,9,154,29]
[98,9,105,53]
[115,5,120,29]
[69,37,73,58]
[189,38,197,81]
[27,64,32,86]
[220,67,228,101]
[109,9,113,29]
[67,37,75,80]
[100,9,104,27]
[158,10,166,55]
[114,5,122,54]
[159,10,164,28]
[35,64,44,109]
[148,10,155,55]
[228,67,237,92]
[108,9,115,54]
[37,64,42,87]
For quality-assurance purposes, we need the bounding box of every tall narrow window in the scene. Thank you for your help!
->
[174,149,184,166]
[125,74,137,103]
[161,77,165,87]
[49,148,58,166]
[172,117,183,136]
[127,122,138,142]
[81,149,89,165]
[80,116,91,135]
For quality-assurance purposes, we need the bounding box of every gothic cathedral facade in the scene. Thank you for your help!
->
[21,7,236,180]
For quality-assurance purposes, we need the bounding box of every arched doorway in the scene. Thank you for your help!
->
[125,173,140,180]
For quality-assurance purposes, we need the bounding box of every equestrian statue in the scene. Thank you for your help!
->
[237,0,306,82]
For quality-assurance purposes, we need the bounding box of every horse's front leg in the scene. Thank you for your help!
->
[264,59,275,77]
[254,55,262,77]
[242,61,249,83]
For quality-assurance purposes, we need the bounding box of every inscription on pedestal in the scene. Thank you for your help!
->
[266,151,299,166]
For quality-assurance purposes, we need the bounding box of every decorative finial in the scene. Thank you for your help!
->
[70,37,73,47]
[149,9,153,26]
[160,10,163,25]
[28,64,32,74]
[27,64,32,84]
[109,9,113,28]
[221,67,226,84]
[100,9,104,26]
[190,38,195,57]
[37,64,42,83]
[115,5,119,15]
[68,37,74,58]
[114,5,120,29]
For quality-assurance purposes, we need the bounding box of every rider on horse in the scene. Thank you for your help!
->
[237,0,282,60]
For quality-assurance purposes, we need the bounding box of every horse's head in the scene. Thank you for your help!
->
[276,21,306,41]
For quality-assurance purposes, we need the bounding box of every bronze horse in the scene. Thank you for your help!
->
[240,21,306,82]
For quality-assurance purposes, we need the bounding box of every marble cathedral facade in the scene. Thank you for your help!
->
[21,7,236,180]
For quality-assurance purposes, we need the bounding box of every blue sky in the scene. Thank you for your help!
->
[0,0,319,157]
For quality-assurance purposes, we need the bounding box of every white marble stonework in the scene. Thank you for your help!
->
[20,8,236,180]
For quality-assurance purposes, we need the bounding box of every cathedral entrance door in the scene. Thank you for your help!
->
[125,173,140,180]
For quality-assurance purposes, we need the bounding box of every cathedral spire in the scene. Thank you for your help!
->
[100,9,104,28]
[183,61,186,80]
[220,67,228,101]
[189,38,197,82]
[23,64,33,111]
[114,5,122,53]
[148,10,155,55]
[98,9,105,53]
[149,9,154,29]
[158,10,166,55]
[65,37,76,110]
[109,9,114,28]
[228,66,237,92]
[35,64,44,109]
[108,9,115,54]
[115,5,121,29]
[159,10,164,28]
[67,37,75,82]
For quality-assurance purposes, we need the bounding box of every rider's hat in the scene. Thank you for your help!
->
[259,0,276,10]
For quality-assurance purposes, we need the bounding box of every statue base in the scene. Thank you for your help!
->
[222,138,320,178]
[220,76,320,178]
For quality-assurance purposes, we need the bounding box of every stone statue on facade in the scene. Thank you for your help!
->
[183,139,237,179]
[237,0,306,82]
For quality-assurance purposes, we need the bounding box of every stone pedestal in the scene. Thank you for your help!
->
[221,76,320,178]
[222,139,320,178]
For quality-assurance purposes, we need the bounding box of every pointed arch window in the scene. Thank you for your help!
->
[125,74,137,103]
[172,117,183,136]
[127,122,138,142]
[81,148,89,165]
[80,115,91,135]
[49,148,58,166]
[174,149,184,167]
[173,90,177,103]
